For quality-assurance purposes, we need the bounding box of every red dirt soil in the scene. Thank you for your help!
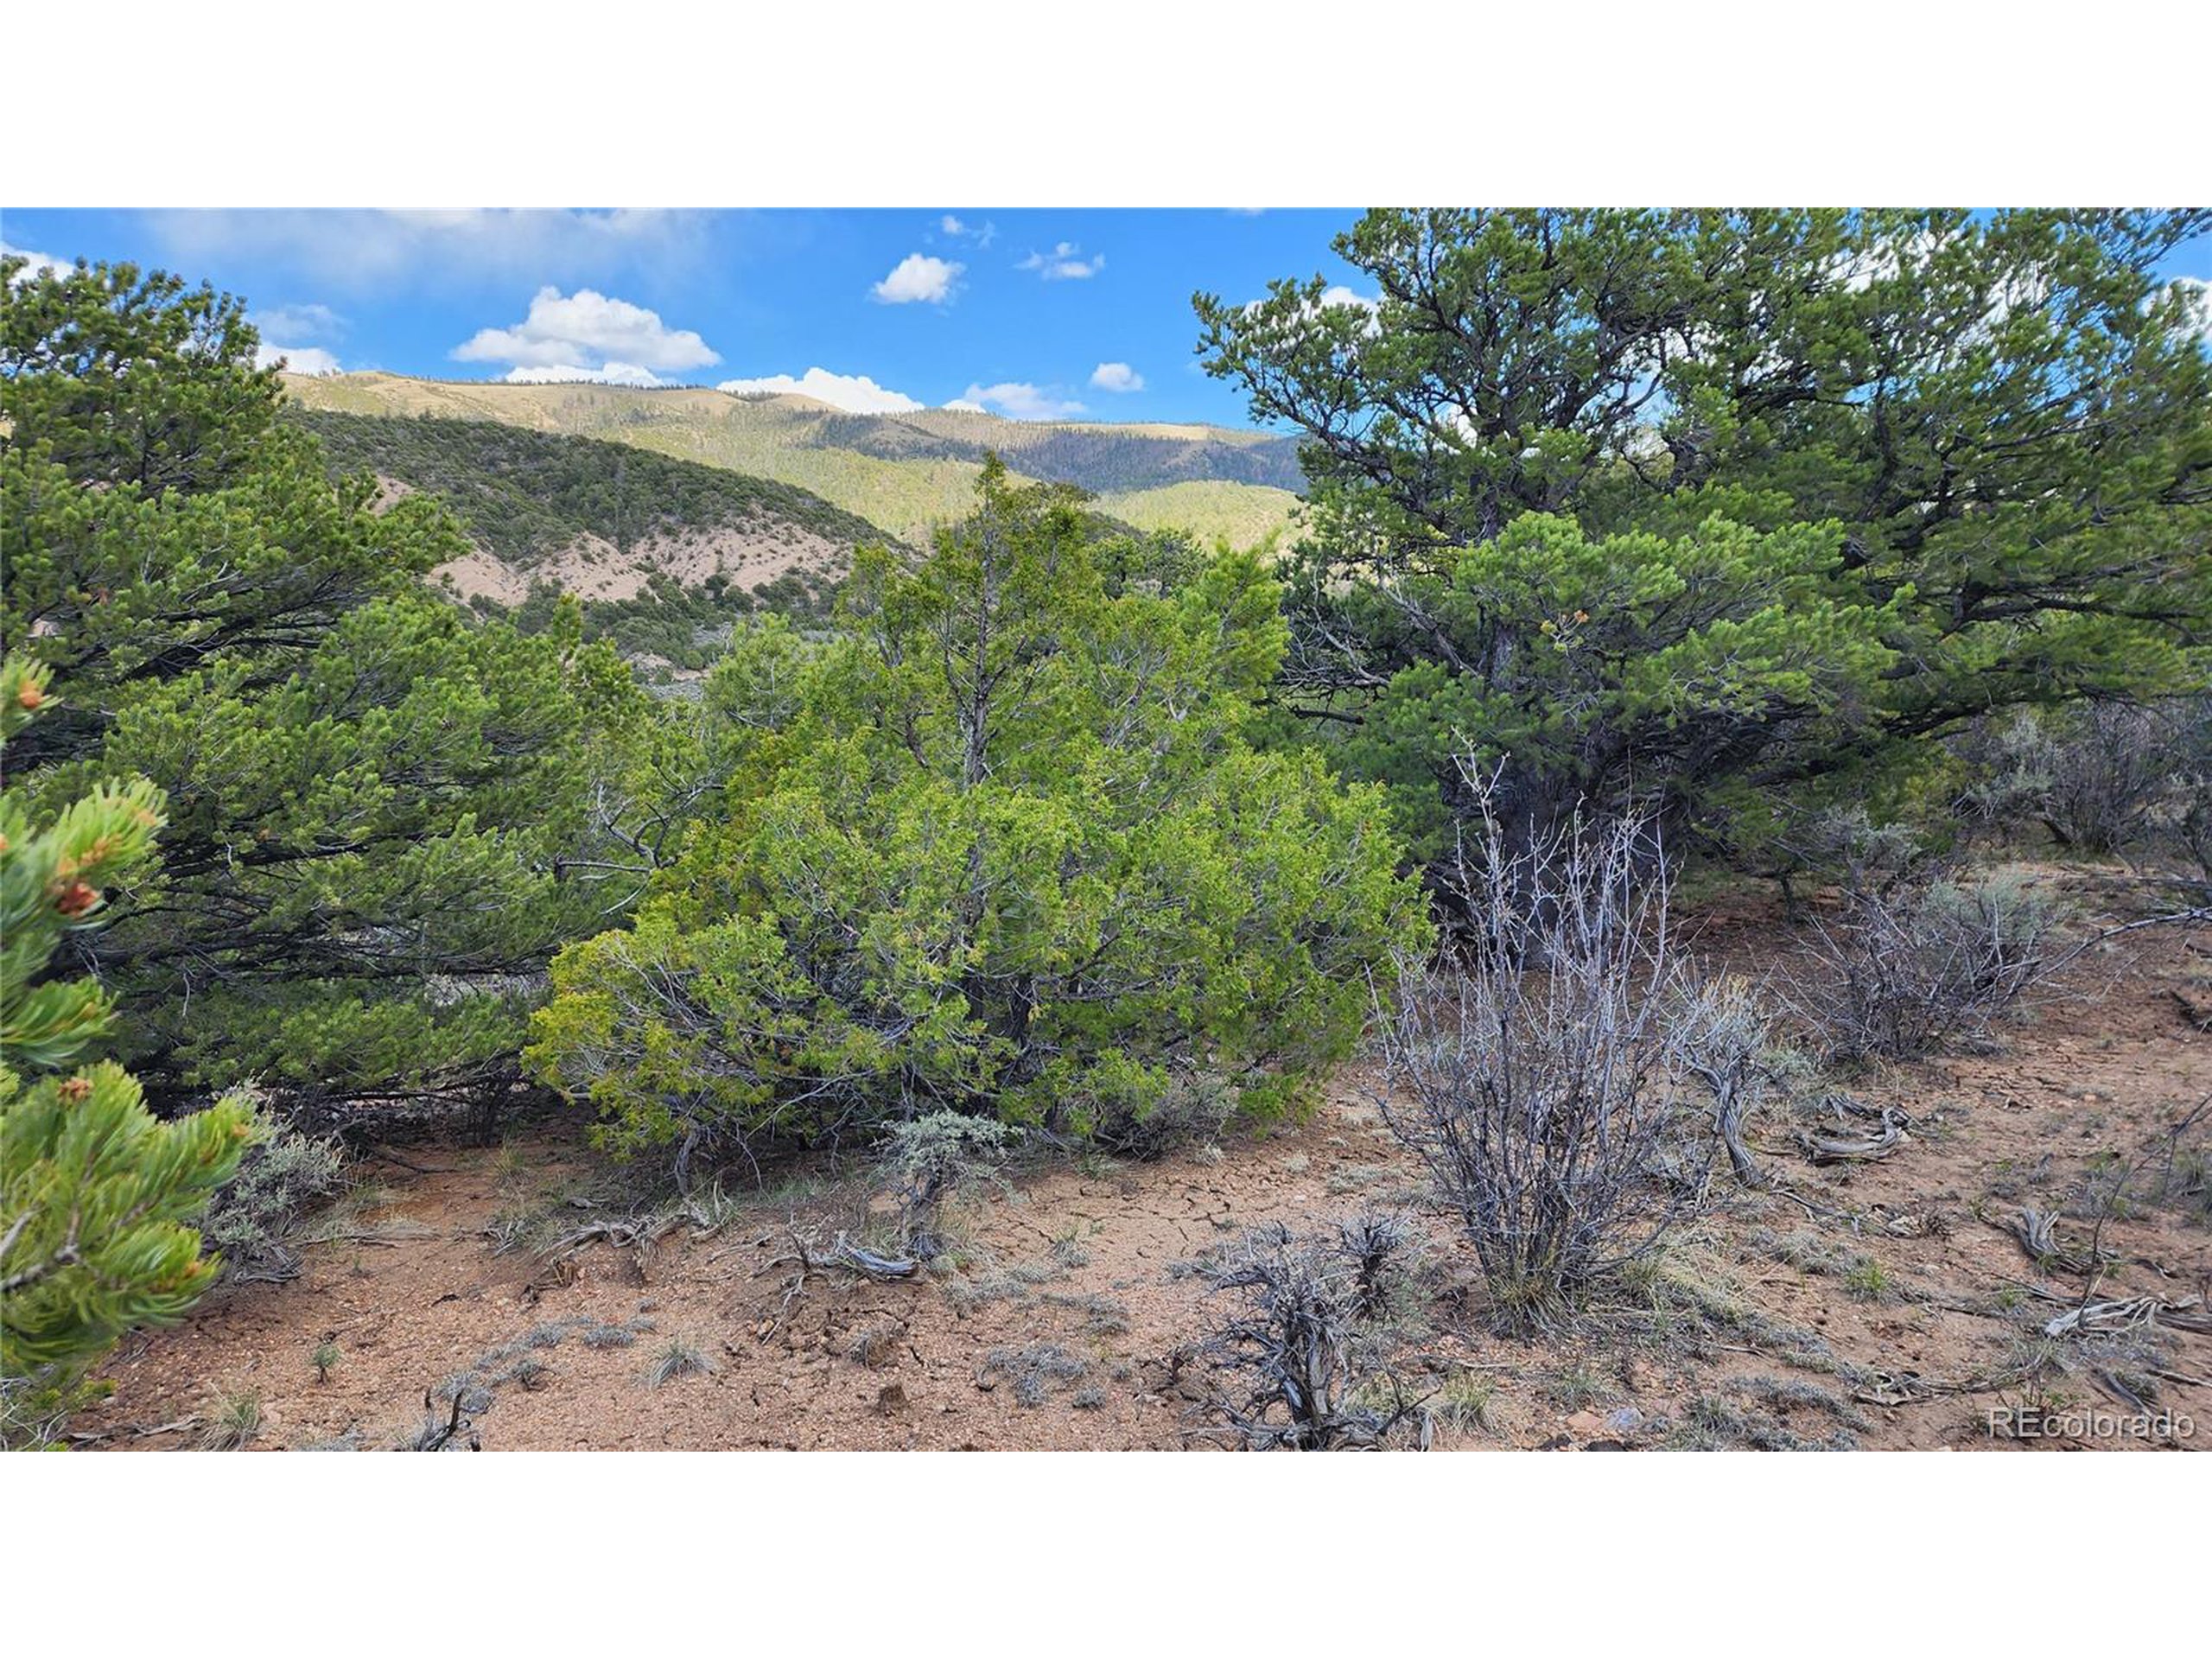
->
[78,872,2212,1452]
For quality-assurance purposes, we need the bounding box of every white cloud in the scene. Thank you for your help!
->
[453,286,719,376]
[717,367,925,414]
[1019,242,1105,281]
[138,208,708,292]
[872,253,963,305]
[942,398,988,413]
[938,215,996,249]
[1090,361,1144,392]
[1834,231,1943,294]
[3,241,71,282]
[2176,276,2212,348]
[251,302,346,340]
[960,381,1085,420]
[255,343,343,376]
[500,362,671,387]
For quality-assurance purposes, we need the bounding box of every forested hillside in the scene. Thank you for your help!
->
[281,372,1304,546]
[286,409,885,671]
[293,410,898,564]
[807,408,1307,492]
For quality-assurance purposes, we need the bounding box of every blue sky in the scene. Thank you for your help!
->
[3,209,2207,430]
[0,208,1377,428]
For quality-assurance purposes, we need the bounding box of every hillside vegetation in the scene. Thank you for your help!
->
[292,409,897,565]
[289,409,874,670]
[281,373,1305,546]
[1099,480,1303,547]
[814,407,1306,492]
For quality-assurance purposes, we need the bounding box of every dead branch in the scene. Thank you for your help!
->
[2005,1207,2119,1277]
[1850,1351,2051,1408]
[750,1224,920,1341]
[1802,1105,1906,1166]
[2043,1294,2209,1339]
[65,1415,202,1445]
[405,1389,480,1452]
[763,1228,918,1281]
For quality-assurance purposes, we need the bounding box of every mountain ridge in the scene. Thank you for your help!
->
[280,372,1306,548]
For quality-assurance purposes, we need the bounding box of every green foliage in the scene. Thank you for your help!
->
[881,1111,1020,1254]
[296,410,864,675]
[502,568,838,677]
[196,1388,261,1451]
[1198,209,2212,860]
[292,409,896,565]
[1319,512,1901,859]
[2,257,662,1111]
[528,461,1431,1164]
[1957,701,2197,858]
[0,255,280,496]
[0,655,248,1396]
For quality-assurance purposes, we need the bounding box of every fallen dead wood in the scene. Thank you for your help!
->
[405,1389,480,1452]
[763,1230,918,1282]
[1851,1351,2050,1408]
[543,1214,685,1262]
[751,1226,921,1340]
[2038,905,2212,982]
[2004,1207,2118,1277]
[541,1194,741,1269]
[1802,1103,1907,1166]
[362,1147,455,1176]
[1874,1205,1951,1239]
[2042,1294,2210,1339]
[65,1415,201,1445]
[298,1220,435,1249]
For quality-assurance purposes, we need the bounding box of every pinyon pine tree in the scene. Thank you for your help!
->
[1198,209,2212,861]
[1,657,247,1434]
[1,255,652,1119]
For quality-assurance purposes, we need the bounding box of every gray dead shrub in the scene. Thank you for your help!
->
[1371,785,1721,1323]
[1791,869,2057,1061]
[1197,1217,1424,1450]
[196,1114,348,1283]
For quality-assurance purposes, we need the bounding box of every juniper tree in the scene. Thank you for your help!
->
[0,657,248,1411]
[527,461,1431,1169]
[1198,209,2212,859]
[0,256,654,1117]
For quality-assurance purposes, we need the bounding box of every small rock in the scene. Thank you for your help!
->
[875,1383,908,1417]
[1605,1407,1645,1434]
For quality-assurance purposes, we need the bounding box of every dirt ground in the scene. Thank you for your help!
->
[78,869,2212,1452]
